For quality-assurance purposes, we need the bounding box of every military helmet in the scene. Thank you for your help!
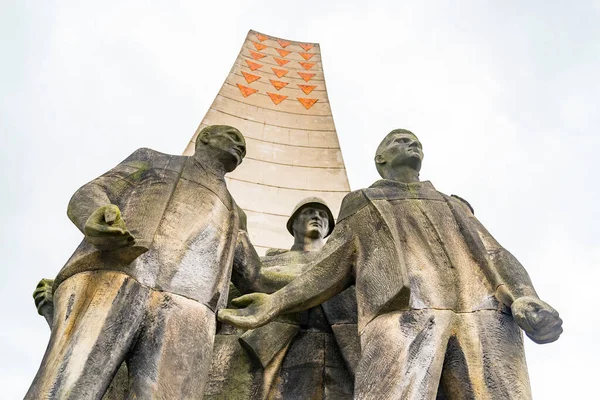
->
[286,197,335,238]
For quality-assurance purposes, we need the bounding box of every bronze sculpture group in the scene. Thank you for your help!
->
[29,125,562,399]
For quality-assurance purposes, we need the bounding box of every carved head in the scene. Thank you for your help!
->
[375,129,423,178]
[195,125,246,172]
[287,197,335,239]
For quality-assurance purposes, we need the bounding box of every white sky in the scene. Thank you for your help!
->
[2,1,599,398]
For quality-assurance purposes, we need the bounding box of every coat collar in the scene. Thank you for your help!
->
[180,157,233,210]
[370,179,435,191]
[367,179,443,201]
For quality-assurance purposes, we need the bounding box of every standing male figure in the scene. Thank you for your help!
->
[27,125,250,399]
[220,129,563,399]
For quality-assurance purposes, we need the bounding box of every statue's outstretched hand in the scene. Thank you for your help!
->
[218,293,278,329]
[511,296,563,344]
[84,205,134,251]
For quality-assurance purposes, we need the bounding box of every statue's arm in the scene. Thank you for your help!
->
[230,203,303,294]
[231,230,264,294]
[67,148,149,233]
[271,227,355,313]
[268,191,370,311]
[231,231,301,294]
[466,203,562,343]
[219,220,356,329]
[257,270,299,294]
[472,216,538,305]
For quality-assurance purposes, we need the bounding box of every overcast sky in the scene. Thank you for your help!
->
[2,1,599,398]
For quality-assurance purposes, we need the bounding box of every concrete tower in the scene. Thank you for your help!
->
[184,30,350,254]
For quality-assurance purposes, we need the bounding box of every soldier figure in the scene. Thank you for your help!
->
[220,129,563,399]
[226,197,357,399]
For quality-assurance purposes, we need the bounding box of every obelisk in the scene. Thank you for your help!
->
[183,30,350,253]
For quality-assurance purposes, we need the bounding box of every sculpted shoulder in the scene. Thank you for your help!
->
[336,189,371,222]
[338,182,410,222]
[122,147,187,172]
[450,194,475,215]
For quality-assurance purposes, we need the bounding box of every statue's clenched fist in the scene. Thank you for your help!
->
[84,205,134,251]
[511,296,563,344]
[33,278,54,327]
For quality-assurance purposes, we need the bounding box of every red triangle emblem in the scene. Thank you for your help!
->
[253,42,267,51]
[273,57,290,66]
[242,71,261,84]
[255,33,268,42]
[297,97,318,109]
[299,43,314,51]
[299,62,315,70]
[297,84,316,95]
[297,72,315,82]
[277,39,291,48]
[249,50,265,60]
[267,92,288,105]
[276,48,291,58]
[237,84,258,98]
[299,52,314,61]
[245,60,263,71]
[270,79,288,91]
[272,67,288,78]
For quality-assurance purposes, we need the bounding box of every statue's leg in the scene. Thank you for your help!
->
[439,310,532,400]
[126,290,216,400]
[25,271,149,400]
[354,309,454,400]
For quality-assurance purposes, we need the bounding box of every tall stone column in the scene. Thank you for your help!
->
[183,30,350,254]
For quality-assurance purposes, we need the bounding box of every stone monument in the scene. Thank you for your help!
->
[183,29,351,254]
[27,125,260,399]
[29,29,563,399]
[220,129,563,399]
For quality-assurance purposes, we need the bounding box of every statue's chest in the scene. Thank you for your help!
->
[155,178,235,244]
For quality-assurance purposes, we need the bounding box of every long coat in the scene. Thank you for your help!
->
[55,147,244,312]
[282,179,538,333]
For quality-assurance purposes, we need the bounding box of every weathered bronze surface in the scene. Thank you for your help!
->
[205,198,357,399]
[219,129,563,399]
[28,125,253,400]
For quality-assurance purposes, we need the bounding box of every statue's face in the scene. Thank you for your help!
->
[292,206,329,240]
[202,126,247,172]
[376,132,423,172]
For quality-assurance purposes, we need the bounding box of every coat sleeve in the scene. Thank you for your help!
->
[452,196,539,306]
[231,230,264,294]
[66,148,153,233]
[232,234,301,294]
